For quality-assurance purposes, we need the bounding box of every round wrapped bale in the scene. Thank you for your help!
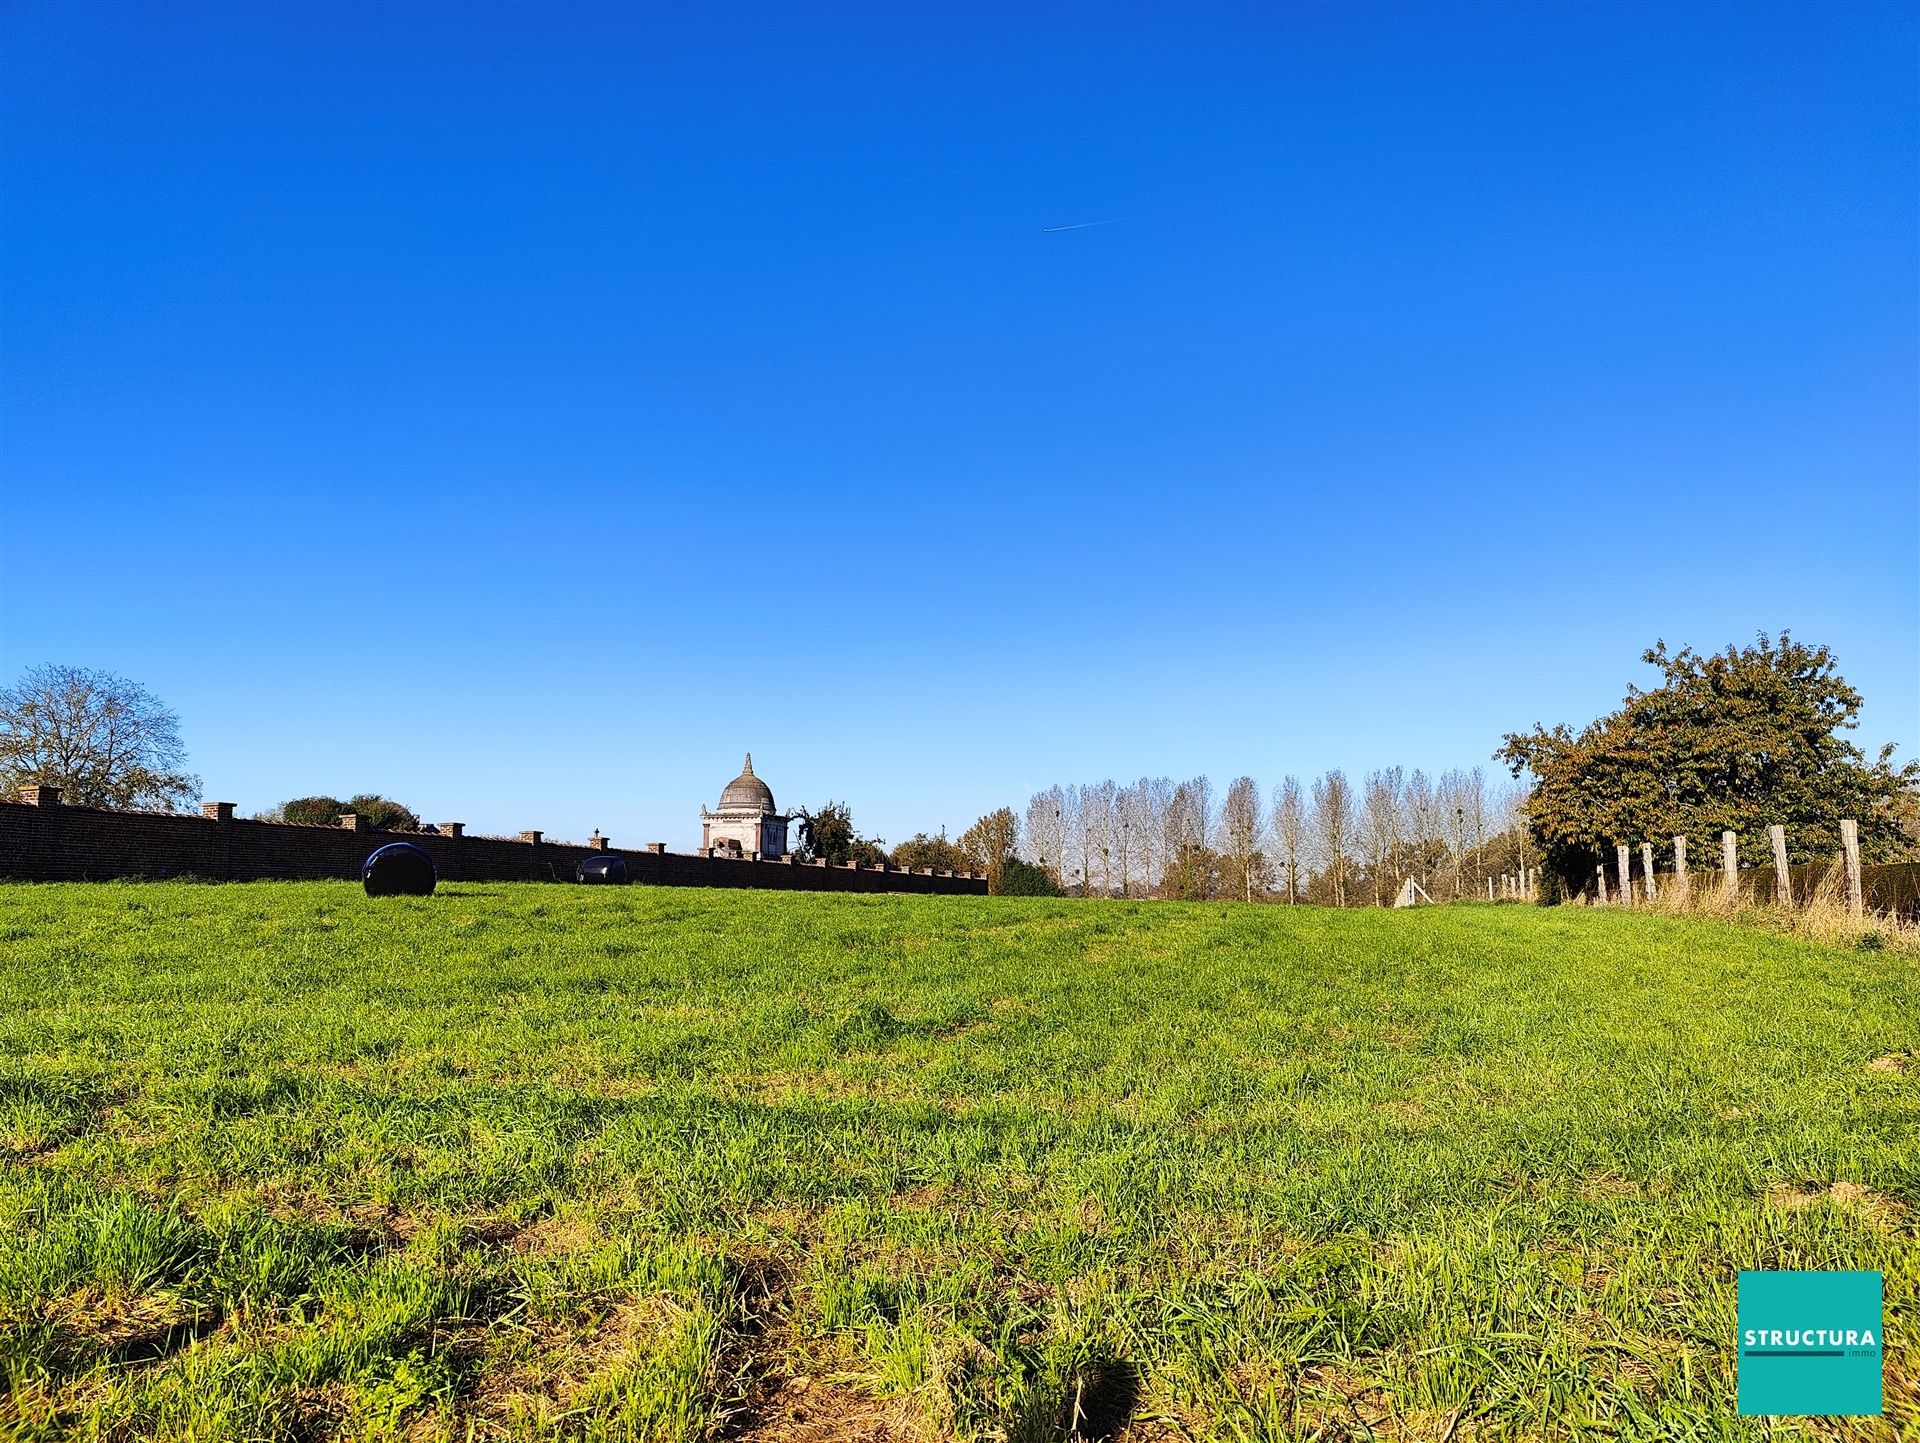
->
[363,841,436,897]
[578,855,629,885]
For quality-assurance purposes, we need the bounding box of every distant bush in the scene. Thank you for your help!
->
[890,832,972,874]
[999,856,1062,897]
[267,794,421,831]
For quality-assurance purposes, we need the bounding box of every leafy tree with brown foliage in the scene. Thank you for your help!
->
[1498,634,1919,894]
[0,664,199,811]
[958,807,1020,894]
[890,831,973,874]
[1160,843,1225,901]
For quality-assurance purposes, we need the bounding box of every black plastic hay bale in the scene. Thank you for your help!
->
[363,841,437,897]
[577,855,629,885]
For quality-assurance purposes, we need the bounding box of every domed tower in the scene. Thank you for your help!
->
[699,754,790,858]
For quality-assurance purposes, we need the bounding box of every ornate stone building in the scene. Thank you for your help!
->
[700,754,790,858]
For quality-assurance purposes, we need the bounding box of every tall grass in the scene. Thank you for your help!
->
[1617,859,1920,957]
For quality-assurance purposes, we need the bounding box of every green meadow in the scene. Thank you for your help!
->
[0,883,1913,1441]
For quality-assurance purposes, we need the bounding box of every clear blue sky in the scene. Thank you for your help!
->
[4,2,1914,848]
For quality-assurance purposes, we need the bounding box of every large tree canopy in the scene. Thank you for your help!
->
[0,664,199,812]
[1498,635,1918,893]
[958,807,1019,894]
[890,831,972,875]
[794,801,886,867]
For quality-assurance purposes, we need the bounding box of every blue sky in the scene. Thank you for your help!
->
[4,1,1914,848]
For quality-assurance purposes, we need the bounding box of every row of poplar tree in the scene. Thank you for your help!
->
[1014,768,1530,904]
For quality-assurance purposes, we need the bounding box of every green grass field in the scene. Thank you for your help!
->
[0,883,1913,1441]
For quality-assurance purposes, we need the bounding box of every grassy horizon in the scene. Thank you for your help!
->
[0,883,1913,1440]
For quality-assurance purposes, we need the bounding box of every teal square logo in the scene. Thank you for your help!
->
[1738,1270,1882,1416]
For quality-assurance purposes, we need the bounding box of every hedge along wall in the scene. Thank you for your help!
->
[0,789,988,896]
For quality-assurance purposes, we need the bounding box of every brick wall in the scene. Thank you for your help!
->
[0,790,988,895]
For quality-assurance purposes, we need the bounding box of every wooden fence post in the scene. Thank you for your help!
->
[1721,830,1738,900]
[1673,835,1688,899]
[1596,863,1608,904]
[1640,842,1657,901]
[1616,843,1632,906]
[1840,818,1863,919]
[1768,824,1791,906]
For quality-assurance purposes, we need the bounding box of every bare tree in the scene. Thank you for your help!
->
[0,664,200,812]
[1084,779,1116,897]
[1362,767,1404,906]
[1220,775,1268,902]
[1463,765,1488,888]
[1311,770,1355,907]
[1063,784,1092,896]
[1403,769,1441,890]
[1114,781,1148,897]
[1024,787,1066,886]
[1271,776,1306,903]
[1436,767,1490,896]
[1140,776,1173,896]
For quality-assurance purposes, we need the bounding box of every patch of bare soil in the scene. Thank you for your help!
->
[509,1210,596,1255]
[453,1292,685,1433]
[1062,1360,1143,1442]
[1867,1053,1909,1074]
[1766,1181,1907,1228]
[1220,1361,1493,1442]
[1576,1173,1642,1200]
[43,1286,221,1368]
[726,1375,906,1443]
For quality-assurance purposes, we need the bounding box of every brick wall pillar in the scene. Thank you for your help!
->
[202,801,235,879]
[436,823,464,881]
[14,786,60,877]
[339,813,367,832]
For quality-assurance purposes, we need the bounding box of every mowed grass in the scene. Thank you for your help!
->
[0,885,1914,1442]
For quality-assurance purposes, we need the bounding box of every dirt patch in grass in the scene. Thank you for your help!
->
[1062,1359,1143,1442]
[510,1210,598,1255]
[1296,1362,1394,1428]
[455,1215,531,1250]
[455,1291,696,1430]
[892,1183,950,1210]
[725,1375,905,1443]
[43,1286,221,1368]
[1867,1053,1909,1073]
[1765,1181,1907,1227]
[1576,1173,1642,1200]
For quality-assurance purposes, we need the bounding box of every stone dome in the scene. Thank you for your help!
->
[718,753,775,813]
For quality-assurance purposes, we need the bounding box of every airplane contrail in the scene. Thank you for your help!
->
[1041,219,1118,232]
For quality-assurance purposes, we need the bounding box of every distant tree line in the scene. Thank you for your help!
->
[795,802,1056,896]
[11,637,1908,906]
[1006,767,1526,904]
